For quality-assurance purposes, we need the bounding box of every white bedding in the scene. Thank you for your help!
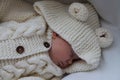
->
[62,0,120,80]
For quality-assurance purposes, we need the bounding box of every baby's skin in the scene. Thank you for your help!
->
[49,32,81,69]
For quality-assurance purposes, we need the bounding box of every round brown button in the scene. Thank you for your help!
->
[16,46,24,54]
[44,42,50,48]
[100,34,106,38]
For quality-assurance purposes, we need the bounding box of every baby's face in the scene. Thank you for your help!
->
[49,32,80,69]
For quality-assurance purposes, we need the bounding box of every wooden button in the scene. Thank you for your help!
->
[16,46,24,54]
[100,33,106,38]
[44,42,50,48]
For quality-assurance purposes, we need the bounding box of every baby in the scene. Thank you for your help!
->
[49,32,81,69]
[34,0,113,74]
[0,0,113,80]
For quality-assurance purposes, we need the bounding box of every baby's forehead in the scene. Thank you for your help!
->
[52,32,69,43]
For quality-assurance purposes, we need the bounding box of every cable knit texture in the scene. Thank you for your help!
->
[0,53,63,80]
[0,16,63,80]
[0,0,113,80]
[0,16,50,59]
[34,1,113,73]
[0,16,62,80]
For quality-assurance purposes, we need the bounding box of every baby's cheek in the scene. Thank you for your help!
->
[49,52,57,63]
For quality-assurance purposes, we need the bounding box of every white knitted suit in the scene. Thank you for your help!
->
[0,16,63,80]
[0,0,63,80]
[0,0,113,80]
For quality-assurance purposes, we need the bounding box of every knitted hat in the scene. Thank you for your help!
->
[34,1,113,73]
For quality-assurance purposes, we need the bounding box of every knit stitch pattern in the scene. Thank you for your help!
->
[0,16,63,80]
[34,1,113,73]
[0,0,37,22]
[0,0,113,80]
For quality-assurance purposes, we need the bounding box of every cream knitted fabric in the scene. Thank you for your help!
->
[0,16,63,80]
[18,76,45,80]
[0,0,37,22]
[0,1,113,79]
[0,52,63,80]
[0,0,64,79]
[25,0,88,4]
[34,1,113,73]
[0,0,12,21]
[0,16,47,59]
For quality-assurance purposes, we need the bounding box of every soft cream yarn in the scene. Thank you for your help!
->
[34,1,113,73]
[69,2,89,21]
[0,16,46,40]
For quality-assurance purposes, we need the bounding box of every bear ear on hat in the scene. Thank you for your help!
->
[68,2,89,22]
[95,28,113,48]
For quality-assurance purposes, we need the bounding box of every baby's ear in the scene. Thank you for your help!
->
[68,3,89,22]
[52,32,58,39]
